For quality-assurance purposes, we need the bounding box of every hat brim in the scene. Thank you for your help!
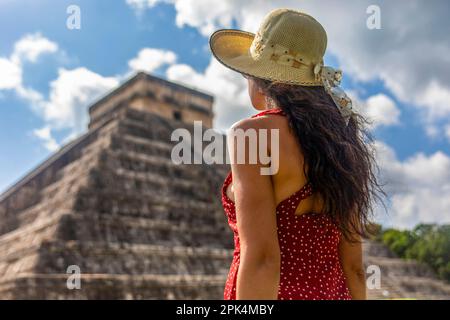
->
[209,29,323,86]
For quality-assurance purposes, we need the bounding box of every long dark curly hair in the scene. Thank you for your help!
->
[250,75,387,242]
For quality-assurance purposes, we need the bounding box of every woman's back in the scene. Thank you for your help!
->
[222,108,352,300]
[225,108,326,218]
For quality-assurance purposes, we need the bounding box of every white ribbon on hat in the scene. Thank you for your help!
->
[314,62,354,126]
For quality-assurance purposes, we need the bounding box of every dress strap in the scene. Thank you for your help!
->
[251,107,285,118]
[276,181,314,212]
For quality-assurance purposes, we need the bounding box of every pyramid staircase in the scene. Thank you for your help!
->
[364,241,450,299]
[0,73,233,299]
[0,107,233,299]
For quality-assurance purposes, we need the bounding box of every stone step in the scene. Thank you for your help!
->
[0,125,113,219]
[118,116,228,164]
[57,213,233,249]
[367,274,450,300]
[77,166,221,206]
[105,148,228,183]
[111,134,230,176]
[362,240,397,258]
[0,187,78,237]
[1,272,448,300]
[0,250,40,279]
[393,275,450,298]
[73,187,224,217]
[0,212,233,278]
[0,130,110,236]
[364,256,436,278]
[112,168,214,201]
[0,204,227,264]
[35,241,233,275]
[0,273,227,299]
[365,272,415,299]
[111,134,173,159]
[119,118,175,143]
[0,212,62,258]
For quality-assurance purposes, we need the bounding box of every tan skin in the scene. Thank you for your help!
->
[226,77,367,300]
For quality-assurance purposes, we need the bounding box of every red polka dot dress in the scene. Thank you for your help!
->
[222,108,352,300]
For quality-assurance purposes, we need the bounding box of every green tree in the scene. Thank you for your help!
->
[378,223,450,282]
[381,228,415,257]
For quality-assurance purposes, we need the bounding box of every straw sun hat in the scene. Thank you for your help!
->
[209,8,355,125]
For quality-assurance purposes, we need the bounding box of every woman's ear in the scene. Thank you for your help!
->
[248,82,265,110]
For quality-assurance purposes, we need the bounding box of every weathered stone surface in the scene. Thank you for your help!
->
[363,241,450,299]
[0,72,448,299]
[0,72,230,299]
[0,274,227,300]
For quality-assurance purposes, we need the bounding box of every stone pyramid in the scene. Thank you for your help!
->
[0,72,448,299]
[0,72,232,299]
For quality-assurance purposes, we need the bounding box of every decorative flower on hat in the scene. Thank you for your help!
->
[314,63,354,126]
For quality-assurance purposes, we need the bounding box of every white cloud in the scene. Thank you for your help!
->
[126,0,450,135]
[445,125,450,143]
[32,126,59,152]
[33,47,185,138]
[425,124,440,140]
[11,33,58,64]
[417,81,450,121]
[362,94,400,129]
[0,33,64,151]
[128,48,177,73]
[0,58,21,90]
[37,67,119,134]
[166,58,251,130]
[170,0,238,36]
[126,0,169,12]
[0,33,58,91]
[1,35,185,150]
[0,34,119,149]
[374,141,450,228]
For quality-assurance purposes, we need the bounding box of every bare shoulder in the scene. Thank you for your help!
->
[229,112,285,131]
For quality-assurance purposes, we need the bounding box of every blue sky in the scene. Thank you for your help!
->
[1,0,450,228]
[0,0,210,192]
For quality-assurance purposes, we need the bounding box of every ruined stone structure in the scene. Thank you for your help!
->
[0,72,231,299]
[0,72,448,299]
[363,241,450,299]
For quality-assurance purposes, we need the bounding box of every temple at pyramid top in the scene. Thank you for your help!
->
[0,71,216,205]
[88,72,214,130]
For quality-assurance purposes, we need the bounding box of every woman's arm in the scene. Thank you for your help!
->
[228,118,280,300]
[338,233,367,300]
